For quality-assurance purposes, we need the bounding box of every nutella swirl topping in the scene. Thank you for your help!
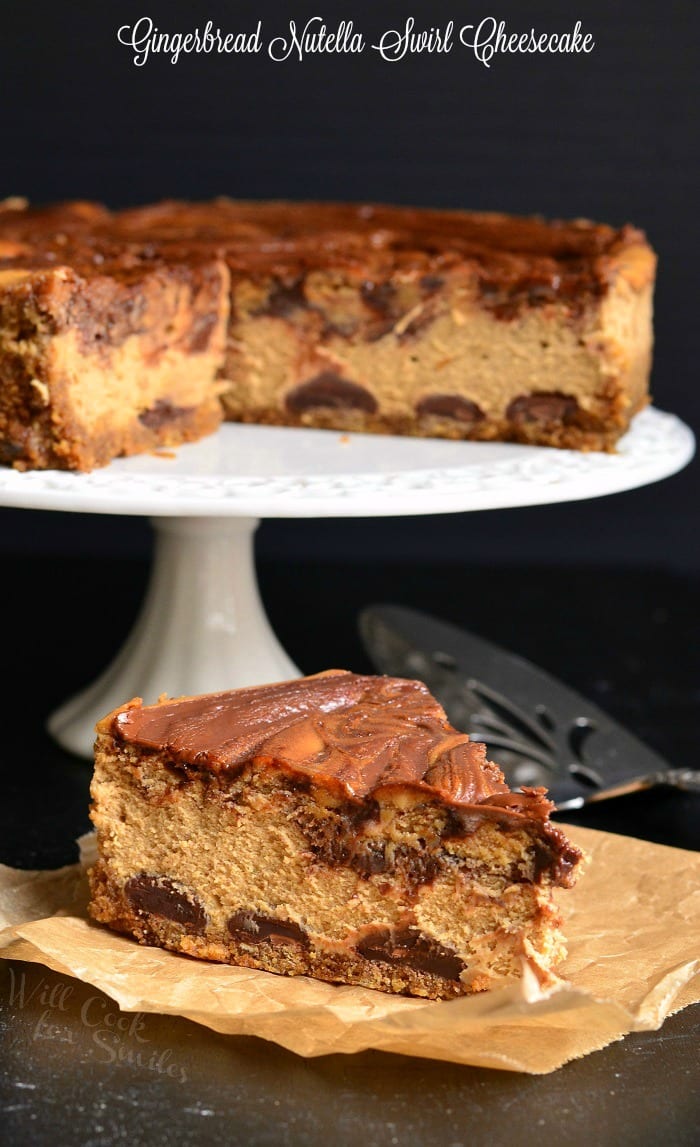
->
[0,199,651,305]
[112,672,529,809]
[108,672,582,885]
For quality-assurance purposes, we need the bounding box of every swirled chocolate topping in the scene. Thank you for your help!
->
[0,198,652,301]
[108,671,553,816]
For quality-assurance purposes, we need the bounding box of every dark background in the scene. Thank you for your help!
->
[1,9,698,1136]
[0,0,697,569]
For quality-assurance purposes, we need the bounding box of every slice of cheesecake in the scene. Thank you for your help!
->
[0,198,655,469]
[88,671,583,999]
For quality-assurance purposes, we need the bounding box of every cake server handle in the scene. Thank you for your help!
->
[554,768,700,810]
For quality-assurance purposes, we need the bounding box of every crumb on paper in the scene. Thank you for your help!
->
[0,196,28,211]
[150,450,177,460]
[30,378,50,406]
[338,434,351,445]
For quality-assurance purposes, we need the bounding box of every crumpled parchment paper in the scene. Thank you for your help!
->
[0,825,698,1074]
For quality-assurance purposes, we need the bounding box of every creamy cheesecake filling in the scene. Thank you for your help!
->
[89,759,564,994]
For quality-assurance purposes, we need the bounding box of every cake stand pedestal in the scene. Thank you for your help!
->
[48,516,299,753]
[0,408,692,758]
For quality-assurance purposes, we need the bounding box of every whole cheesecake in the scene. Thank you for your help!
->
[88,671,584,1000]
[0,197,655,470]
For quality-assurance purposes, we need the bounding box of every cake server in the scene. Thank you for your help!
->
[359,604,699,810]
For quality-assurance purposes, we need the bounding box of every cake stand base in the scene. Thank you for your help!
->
[47,516,300,758]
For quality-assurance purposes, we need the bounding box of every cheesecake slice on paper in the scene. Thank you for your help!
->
[88,671,583,1000]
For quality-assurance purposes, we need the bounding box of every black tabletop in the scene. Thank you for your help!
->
[1,555,698,1146]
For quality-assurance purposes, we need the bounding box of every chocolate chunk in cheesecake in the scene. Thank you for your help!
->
[124,874,208,933]
[285,373,378,415]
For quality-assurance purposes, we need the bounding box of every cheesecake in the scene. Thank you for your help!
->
[0,197,656,470]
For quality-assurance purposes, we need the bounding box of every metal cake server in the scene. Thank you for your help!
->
[359,604,700,810]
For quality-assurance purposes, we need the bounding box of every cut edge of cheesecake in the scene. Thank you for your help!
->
[88,671,585,1000]
[0,255,229,471]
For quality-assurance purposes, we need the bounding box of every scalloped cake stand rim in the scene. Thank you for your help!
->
[0,407,693,519]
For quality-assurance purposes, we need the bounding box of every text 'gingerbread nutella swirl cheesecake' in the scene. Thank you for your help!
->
[88,671,584,999]
[0,197,655,470]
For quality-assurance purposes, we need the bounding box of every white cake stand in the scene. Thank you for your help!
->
[0,407,693,758]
